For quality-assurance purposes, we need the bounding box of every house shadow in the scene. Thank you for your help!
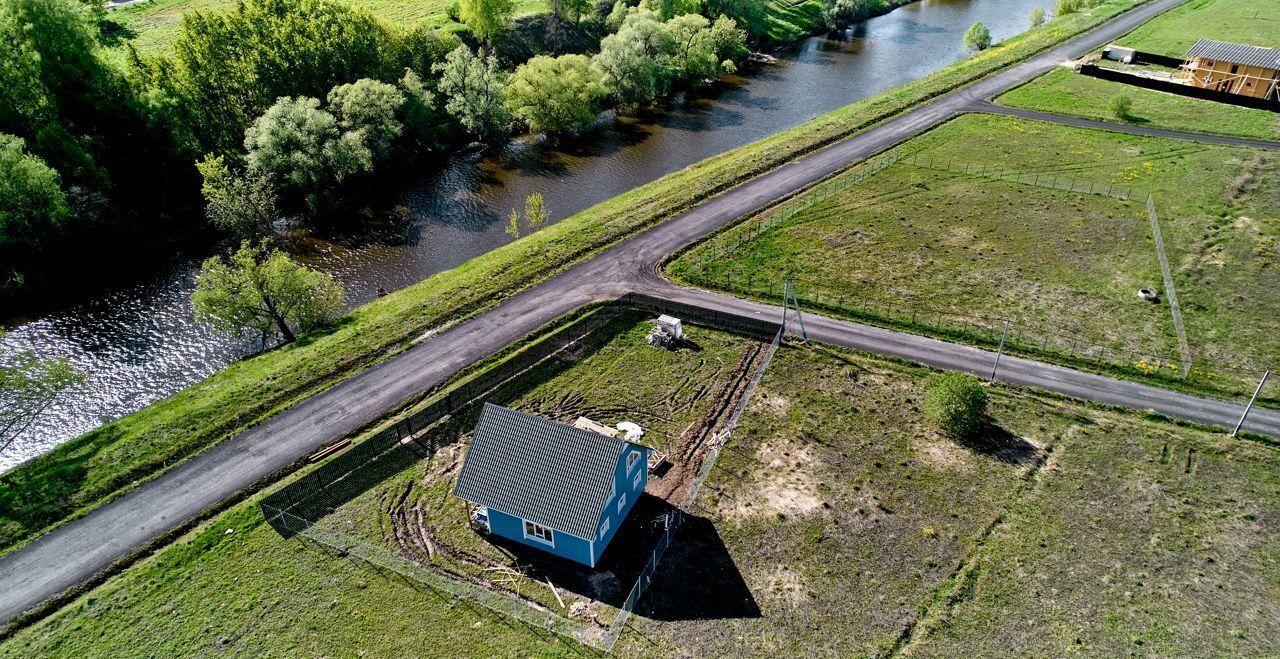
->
[479,495,758,622]
[955,422,1040,466]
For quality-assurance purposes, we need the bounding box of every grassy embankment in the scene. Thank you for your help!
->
[667,112,1280,402]
[0,0,1149,561]
[6,320,1276,657]
[998,69,1280,140]
[626,343,1280,656]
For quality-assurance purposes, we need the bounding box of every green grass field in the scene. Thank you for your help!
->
[0,0,1147,566]
[1117,0,1280,57]
[997,68,1280,140]
[7,327,1277,657]
[626,343,1280,656]
[668,113,1280,400]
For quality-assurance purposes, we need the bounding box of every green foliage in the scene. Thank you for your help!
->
[1109,94,1132,119]
[594,9,674,107]
[0,134,69,255]
[505,208,521,238]
[192,241,344,343]
[434,46,511,141]
[195,154,279,240]
[1029,6,1045,28]
[524,192,547,230]
[243,96,373,215]
[167,0,404,151]
[703,0,766,39]
[327,78,407,160]
[667,14,746,84]
[923,372,988,438]
[458,0,516,42]
[1054,0,1080,17]
[505,54,606,134]
[0,330,85,453]
[640,0,701,20]
[820,0,877,30]
[963,21,991,52]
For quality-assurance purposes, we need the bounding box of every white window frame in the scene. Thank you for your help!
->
[633,469,643,491]
[626,449,640,474]
[605,479,616,507]
[617,492,627,514]
[522,520,554,546]
[598,517,610,540]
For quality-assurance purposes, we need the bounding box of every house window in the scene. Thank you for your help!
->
[626,449,640,474]
[1230,64,1239,74]
[599,517,610,540]
[523,520,554,546]
[633,469,643,491]
[605,479,616,507]
[617,492,627,514]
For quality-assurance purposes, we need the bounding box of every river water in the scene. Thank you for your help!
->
[1,0,1052,469]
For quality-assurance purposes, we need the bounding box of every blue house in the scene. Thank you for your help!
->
[453,403,650,568]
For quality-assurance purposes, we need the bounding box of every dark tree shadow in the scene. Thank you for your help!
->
[955,422,1040,466]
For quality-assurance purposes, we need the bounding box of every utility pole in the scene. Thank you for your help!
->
[1232,370,1270,437]
[780,277,808,343]
[990,319,1011,383]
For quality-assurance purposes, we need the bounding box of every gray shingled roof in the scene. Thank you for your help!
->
[1187,39,1280,69]
[454,404,633,540]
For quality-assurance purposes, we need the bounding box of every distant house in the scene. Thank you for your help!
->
[1183,39,1280,100]
[453,404,649,567]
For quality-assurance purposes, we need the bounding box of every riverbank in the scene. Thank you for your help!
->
[0,0,1151,561]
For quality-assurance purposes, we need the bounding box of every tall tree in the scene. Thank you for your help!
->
[0,134,69,284]
[327,78,407,161]
[192,241,345,344]
[458,0,516,44]
[243,96,373,214]
[593,10,674,107]
[506,55,607,134]
[434,46,511,141]
[1,330,84,452]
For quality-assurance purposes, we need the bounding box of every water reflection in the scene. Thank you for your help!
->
[1,0,1051,469]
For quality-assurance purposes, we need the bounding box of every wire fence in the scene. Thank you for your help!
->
[682,152,1279,400]
[260,295,784,651]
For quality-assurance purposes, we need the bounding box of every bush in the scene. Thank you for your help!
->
[923,372,988,438]
[963,21,991,52]
[1109,94,1132,119]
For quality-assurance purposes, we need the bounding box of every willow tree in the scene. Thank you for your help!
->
[1,331,84,452]
[192,241,344,345]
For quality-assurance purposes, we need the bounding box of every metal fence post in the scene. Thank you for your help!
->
[1233,370,1270,437]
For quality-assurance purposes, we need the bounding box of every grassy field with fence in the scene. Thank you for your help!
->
[625,342,1280,656]
[1116,0,1280,57]
[668,113,1280,403]
[997,68,1280,140]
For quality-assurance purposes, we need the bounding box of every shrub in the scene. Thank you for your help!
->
[1109,94,1132,119]
[963,22,991,52]
[1029,7,1045,27]
[923,372,988,438]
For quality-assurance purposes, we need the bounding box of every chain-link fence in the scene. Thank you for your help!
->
[261,295,783,651]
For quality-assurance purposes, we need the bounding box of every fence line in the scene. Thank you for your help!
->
[261,296,785,652]
[1147,194,1192,377]
[901,151,1150,201]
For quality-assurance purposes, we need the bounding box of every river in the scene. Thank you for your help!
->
[1,0,1052,470]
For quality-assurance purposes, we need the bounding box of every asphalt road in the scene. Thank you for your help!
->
[1,0,1249,627]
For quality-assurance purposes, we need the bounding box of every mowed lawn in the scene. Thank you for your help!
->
[107,0,546,53]
[1117,0,1280,57]
[626,343,1280,656]
[998,68,1280,140]
[669,113,1280,398]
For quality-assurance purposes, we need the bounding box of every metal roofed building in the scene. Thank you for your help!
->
[1183,39,1280,100]
[454,403,650,567]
